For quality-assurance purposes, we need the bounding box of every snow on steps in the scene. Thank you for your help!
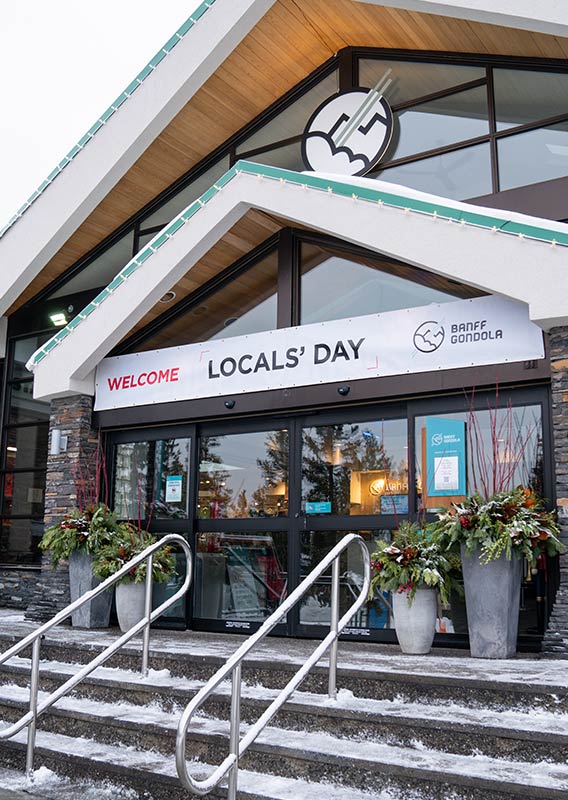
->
[1,630,567,711]
[0,673,568,798]
[0,725,402,800]
[0,666,567,764]
[1,616,568,799]
[1,703,568,800]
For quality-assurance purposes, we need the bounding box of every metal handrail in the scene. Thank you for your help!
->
[176,532,370,799]
[0,533,193,778]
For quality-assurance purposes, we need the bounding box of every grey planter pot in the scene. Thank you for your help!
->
[461,544,523,659]
[115,581,146,632]
[68,550,112,629]
[392,587,437,655]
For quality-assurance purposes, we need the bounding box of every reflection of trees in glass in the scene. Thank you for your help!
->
[255,430,289,516]
[303,425,356,514]
[153,439,189,518]
[199,437,233,518]
[302,424,405,514]
[114,439,190,520]
[114,442,150,519]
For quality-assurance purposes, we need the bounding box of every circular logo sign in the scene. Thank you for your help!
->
[301,89,393,177]
[431,433,444,446]
[413,321,445,353]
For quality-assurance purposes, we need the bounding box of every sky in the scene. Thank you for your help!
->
[0,2,200,228]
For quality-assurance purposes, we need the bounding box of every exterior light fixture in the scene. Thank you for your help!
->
[49,312,67,327]
[337,386,350,396]
[224,399,235,409]
[50,429,68,455]
[159,291,176,303]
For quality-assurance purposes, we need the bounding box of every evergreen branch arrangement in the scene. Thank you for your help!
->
[92,525,176,584]
[431,487,562,566]
[39,503,120,568]
[369,521,453,605]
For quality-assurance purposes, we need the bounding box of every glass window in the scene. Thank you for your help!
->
[300,244,477,325]
[385,86,489,162]
[300,530,393,630]
[358,59,485,107]
[152,546,188,620]
[194,531,288,622]
[3,472,46,518]
[12,335,52,379]
[7,383,50,425]
[5,426,49,471]
[236,71,339,154]
[302,420,408,516]
[374,142,492,200]
[0,519,44,565]
[137,249,278,352]
[494,69,568,132]
[49,233,135,299]
[414,405,543,511]
[240,141,304,172]
[498,122,568,191]
[113,438,191,520]
[198,430,289,519]
[140,157,231,230]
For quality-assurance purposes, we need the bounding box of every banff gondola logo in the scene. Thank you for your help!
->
[413,316,504,354]
[301,70,394,177]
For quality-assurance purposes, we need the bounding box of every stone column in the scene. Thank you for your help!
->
[25,395,99,622]
[543,328,568,654]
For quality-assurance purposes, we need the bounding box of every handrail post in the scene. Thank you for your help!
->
[25,637,41,778]
[228,663,242,800]
[142,553,153,676]
[328,555,340,700]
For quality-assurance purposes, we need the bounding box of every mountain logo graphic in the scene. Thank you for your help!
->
[413,321,445,353]
[301,77,394,177]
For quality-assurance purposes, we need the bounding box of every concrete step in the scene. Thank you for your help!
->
[1,662,567,764]
[0,630,566,713]
[0,726,399,800]
[1,703,567,800]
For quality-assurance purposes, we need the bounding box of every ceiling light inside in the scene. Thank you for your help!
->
[49,312,67,327]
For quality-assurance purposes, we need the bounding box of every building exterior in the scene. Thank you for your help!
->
[1,0,567,652]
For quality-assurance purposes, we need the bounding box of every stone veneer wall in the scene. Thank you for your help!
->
[25,395,99,622]
[0,569,39,609]
[543,327,568,654]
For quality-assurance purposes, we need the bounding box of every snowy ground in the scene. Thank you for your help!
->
[0,766,137,799]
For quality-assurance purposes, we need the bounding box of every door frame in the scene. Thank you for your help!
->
[105,381,554,648]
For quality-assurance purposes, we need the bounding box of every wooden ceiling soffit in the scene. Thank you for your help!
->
[14,0,568,313]
[121,209,283,345]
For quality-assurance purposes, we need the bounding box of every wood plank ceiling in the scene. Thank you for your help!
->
[12,0,568,315]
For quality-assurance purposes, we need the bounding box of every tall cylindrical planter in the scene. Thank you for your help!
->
[461,544,523,659]
[115,581,146,632]
[392,587,437,655]
[68,551,112,628]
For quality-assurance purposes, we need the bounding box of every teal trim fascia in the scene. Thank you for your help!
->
[29,160,568,369]
[0,0,218,240]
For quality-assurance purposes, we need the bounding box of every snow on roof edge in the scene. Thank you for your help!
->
[26,160,568,373]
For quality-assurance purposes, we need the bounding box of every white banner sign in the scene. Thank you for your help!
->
[94,296,544,411]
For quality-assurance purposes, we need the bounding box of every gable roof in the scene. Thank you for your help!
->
[0,0,275,317]
[26,161,568,400]
[2,0,568,319]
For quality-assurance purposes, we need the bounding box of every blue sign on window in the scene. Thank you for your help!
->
[425,418,466,497]
[305,501,332,514]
